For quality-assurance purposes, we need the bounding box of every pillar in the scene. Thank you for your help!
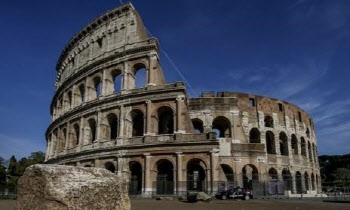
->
[119,105,125,139]
[145,100,153,135]
[96,110,102,142]
[143,153,152,196]
[176,97,184,133]
[210,150,219,194]
[292,173,297,194]
[148,53,158,86]
[176,152,183,195]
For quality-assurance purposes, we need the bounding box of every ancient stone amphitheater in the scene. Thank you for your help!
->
[45,3,321,197]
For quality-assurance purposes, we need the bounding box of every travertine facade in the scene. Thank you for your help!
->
[46,3,321,197]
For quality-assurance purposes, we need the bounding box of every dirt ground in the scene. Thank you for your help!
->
[1,198,349,210]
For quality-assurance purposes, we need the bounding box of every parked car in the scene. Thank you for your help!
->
[215,187,253,200]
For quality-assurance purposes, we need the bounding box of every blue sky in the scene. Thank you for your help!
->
[0,0,349,159]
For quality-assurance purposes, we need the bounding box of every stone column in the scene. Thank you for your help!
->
[148,53,158,86]
[210,150,219,194]
[292,173,297,194]
[145,100,153,135]
[176,152,183,195]
[96,110,102,143]
[143,153,152,196]
[119,105,125,138]
[101,68,107,96]
[176,97,184,133]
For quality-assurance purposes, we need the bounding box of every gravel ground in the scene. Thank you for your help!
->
[1,198,350,210]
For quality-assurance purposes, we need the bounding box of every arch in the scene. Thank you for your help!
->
[67,91,73,109]
[133,63,147,88]
[60,128,67,151]
[129,161,142,195]
[107,113,118,140]
[301,137,306,156]
[279,132,288,156]
[156,159,174,195]
[88,118,97,143]
[220,164,234,182]
[311,173,315,191]
[291,134,298,155]
[249,128,261,143]
[93,76,102,98]
[308,141,313,162]
[192,118,204,133]
[306,127,310,138]
[212,116,231,138]
[157,106,174,134]
[268,168,278,180]
[187,159,207,192]
[264,116,274,128]
[304,172,309,191]
[79,84,85,103]
[242,164,259,189]
[295,171,302,193]
[312,143,317,163]
[130,109,144,137]
[282,169,292,191]
[266,131,276,154]
[73,123,80,146]
[111,69,122,93]
[105,162,116,173]
[84,165,92,167]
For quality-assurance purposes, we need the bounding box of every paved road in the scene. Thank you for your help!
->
[1,198,350,210]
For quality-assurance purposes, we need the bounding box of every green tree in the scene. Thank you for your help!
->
[8,155,17,176]
[334,168,350,185]
[0,156,6,186]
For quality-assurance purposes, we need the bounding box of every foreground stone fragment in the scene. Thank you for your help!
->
[15,164,130,210]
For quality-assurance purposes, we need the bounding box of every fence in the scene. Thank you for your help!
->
[323,187,350,202]
[0,186,17,199]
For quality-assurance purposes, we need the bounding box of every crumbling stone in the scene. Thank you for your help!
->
[15,164,130,210]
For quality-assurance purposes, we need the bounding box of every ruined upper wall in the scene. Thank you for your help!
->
[55,3,151,89]
[189,91,315,132]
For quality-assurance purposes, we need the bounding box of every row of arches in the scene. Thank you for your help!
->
[249,128,317,161]
[191,117,232,138]
[53,63,147,119]
[49,105,176,154]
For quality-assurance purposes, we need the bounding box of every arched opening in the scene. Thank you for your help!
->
[312,143,317,163]
[93,77,102,98]
[308,141,313,162]
[282,169,292,191]
[129,161,142,195]
[158,106,174,134]
[295,171,302,194]
[73,123,80,146]
[107,113,118,140]
[67,91,72,109]
[156,159,174,195]
[305,172,309,191]
[264,116,274,128]
[242,164,259,189]
[212,116,231,138]
[79,84,85,103]
[268,168,278,181]
[60,128,67,151]
[249,128,261,143]
[105,162,116,173]
[88,118,97,143]
[133,63,147,88]
[84,165,91,167]
[130,110,144,137]
[187,159,206,192]
[301,137,306,156]
[192,118,204,134]
[306,127,310,138]
[279,132,288,156]
[266,131,276,154]
[311,173,315,191]
[111,69,121,93]
[291,134,298,155]
[220,164,234,182]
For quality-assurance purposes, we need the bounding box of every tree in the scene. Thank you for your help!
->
[0,156,6,186]
[335,168,350,185]
[8,155,17,176]
[29,151,45,164]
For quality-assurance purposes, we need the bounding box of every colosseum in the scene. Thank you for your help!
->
[45,3,321,197]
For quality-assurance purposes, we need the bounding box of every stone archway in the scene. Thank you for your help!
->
[156,159,174,195]
[187,159,207,192]
[242,164,259,189]
[129,161,142,195]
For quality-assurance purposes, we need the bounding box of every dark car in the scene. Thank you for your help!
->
[215,187,253,200]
